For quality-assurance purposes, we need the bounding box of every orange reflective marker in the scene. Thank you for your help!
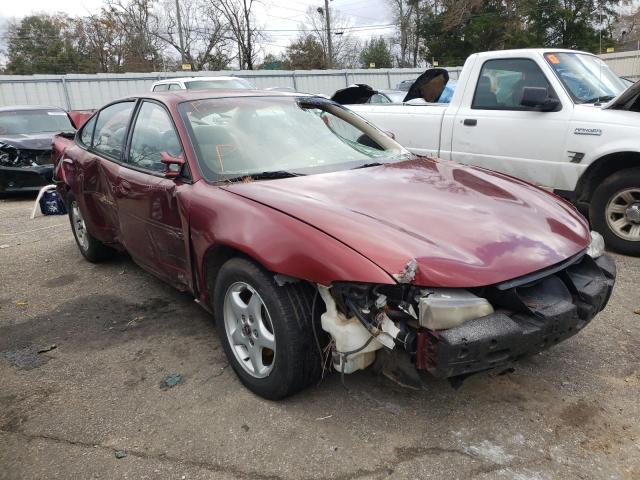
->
[547,54,560,64]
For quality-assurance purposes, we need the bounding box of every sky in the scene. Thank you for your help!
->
[0,0,396,58]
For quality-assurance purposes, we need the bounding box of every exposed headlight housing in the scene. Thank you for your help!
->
[586,230,605,259]
[418,289,494,330]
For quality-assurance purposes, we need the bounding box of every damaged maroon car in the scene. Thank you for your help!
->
[53,90,615,399]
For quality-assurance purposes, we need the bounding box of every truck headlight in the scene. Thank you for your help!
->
[418,289,494,330]
[586,231,605,259]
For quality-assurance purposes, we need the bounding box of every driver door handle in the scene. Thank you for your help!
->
[463,119,478,126]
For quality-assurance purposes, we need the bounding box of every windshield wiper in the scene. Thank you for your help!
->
[224,170,305,183]
[352,162,387,170]
[581,95,615,104]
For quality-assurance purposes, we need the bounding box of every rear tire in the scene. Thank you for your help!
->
[213,257,323,399]
[67,193,116,262]
[590,168,640,256]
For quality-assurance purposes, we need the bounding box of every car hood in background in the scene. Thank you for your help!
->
[222,158,590,288]
[605,80,640,110]
[0,133,56,150]
[331,84,378,105]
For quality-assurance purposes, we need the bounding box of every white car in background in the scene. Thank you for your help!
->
[150,76,254,92]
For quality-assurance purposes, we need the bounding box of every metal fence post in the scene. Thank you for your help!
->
[386,70,392,88]
[61,77,72,110]
[344,71,349,87]
[291,71,298,91]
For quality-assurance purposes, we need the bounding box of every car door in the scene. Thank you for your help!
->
[451,57,572,188]
[72,101,136,244]
[116,100,192,289]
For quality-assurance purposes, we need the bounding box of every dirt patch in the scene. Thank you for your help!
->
[0,294,212,358]
[42,273,79,288]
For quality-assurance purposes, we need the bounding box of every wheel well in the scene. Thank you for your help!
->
[577,152,640,203]
[202,244,252,302]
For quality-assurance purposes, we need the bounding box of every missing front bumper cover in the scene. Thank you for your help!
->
[415,253,615,378]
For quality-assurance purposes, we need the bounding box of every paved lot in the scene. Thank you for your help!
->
[1,196,639,480]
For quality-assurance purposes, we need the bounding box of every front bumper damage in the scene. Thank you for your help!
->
[321,252,615,381]
[0,142,53,193]
[0,164,54,193]
[420,254,615,378]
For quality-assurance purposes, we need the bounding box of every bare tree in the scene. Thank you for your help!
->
[387,0,428,67]
[151,0,231,70]
[302,6,357,68]
[209,0,262,70]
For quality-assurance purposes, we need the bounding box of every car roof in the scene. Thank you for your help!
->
[0,105,66,113]
[152,76,248,85]
[120,89,306,108]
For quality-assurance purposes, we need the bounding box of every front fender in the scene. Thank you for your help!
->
[187,182,394,301]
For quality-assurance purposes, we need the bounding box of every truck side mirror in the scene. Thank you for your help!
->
[521,87,560,112]
[160,151,185,179]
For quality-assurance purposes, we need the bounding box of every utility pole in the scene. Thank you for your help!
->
[175,0,186,66]
[324,0,333,69]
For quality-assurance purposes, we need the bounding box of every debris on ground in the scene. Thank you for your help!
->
[15,300,28,307]
[162,373,183,389]
[0,244,10,249]
[114,450,127,459]
[315,415,333,421]
[127,316,145,327]
[37,344,57,354]
[241,424,249,432]
[634,308,640,315]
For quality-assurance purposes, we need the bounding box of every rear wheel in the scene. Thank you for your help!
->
[213,257,323,399]
[67,193,115,262]
[590,168,640,256]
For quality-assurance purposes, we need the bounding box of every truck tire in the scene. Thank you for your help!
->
[590,168,640,256]
[213,257,323,399]
[67,193,116,262]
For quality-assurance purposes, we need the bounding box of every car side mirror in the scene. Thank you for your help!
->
[160,151,185,179]
[521,87,560,112]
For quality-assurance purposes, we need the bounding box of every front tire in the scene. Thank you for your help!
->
[590,168,640,256]
[67,193,115,262]
[213,258,323,399]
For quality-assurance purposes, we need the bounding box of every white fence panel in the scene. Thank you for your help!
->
[0,67,462,110]
[599,50,640,81]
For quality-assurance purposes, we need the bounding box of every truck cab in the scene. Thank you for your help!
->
[350,49,640,255]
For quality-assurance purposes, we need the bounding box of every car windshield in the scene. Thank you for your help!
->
[0,109,73,135]
[384,91,407,103]
[185,79,253,90]
[545,52,627,104]
[179,96,411,181]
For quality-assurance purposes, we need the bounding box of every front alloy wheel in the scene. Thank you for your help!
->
[223,282,276,378]
[213,258,323,399]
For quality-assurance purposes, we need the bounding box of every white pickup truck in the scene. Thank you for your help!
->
[349,48,640,255]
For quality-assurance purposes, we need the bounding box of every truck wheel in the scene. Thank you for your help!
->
[67,193,116,262]
[213,257,323,399]
[590,168,640,256]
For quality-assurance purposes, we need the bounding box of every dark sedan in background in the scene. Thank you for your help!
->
[0,105,77,194]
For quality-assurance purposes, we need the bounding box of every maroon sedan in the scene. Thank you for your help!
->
[53,90,615,399]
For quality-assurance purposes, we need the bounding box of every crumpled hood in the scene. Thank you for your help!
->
[0,133,55,151]
[222,158,590,287]
[605,80,640,110]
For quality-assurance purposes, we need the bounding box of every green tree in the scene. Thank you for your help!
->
[5,14,88,74]
[282,35,326,70]
[359,37,393,68]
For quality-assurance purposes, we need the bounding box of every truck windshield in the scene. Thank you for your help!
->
[179,96,410,181]
[545,52,627,104]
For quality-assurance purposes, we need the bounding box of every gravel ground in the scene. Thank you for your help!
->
[1,197,639,480]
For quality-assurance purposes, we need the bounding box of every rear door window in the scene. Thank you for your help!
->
[79,115,97,147]
[92,101,136,160]
[153,84,170,92]
[168,83,182,91]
